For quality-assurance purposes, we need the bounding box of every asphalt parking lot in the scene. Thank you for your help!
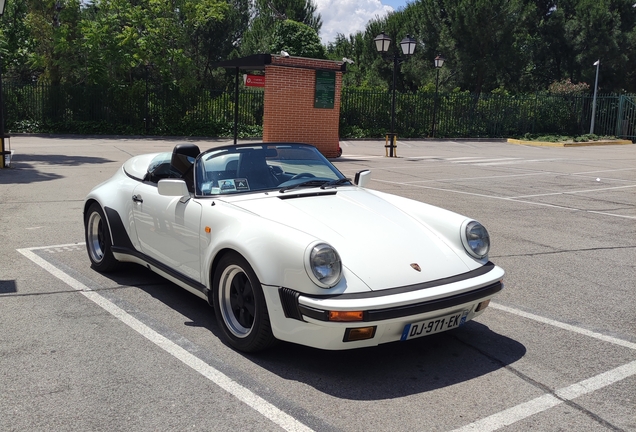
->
[1,136,634,431]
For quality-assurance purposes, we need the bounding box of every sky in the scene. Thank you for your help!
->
[314,0,410,45]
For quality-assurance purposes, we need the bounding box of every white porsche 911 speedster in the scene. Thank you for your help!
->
[84,142,504,352]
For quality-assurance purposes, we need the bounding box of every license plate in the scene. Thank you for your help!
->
[401,310,469,341]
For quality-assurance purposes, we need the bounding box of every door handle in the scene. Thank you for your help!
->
[132,194,143,203]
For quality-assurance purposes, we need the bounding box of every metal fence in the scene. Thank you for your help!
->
[616,95,636,139]
[4,83,265,136]
[340,90,636,139]
[3,82,635,139]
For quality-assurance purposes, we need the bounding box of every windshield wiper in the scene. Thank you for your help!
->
[279,178,351,193]
[279,179,328,193]
[320,178,352,189]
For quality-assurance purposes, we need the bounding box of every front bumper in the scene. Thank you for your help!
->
[263,263,505,350]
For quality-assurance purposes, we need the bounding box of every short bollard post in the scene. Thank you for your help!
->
[385,133,398,157]
[0,135,9,169]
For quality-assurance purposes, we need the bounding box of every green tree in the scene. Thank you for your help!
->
[241,0,322,55]
[269,19,325,58]
[0,1,35,82]
[80,0,229,86]
[9,0,231,86]
[433,0,533,95]
[22,0,84,84]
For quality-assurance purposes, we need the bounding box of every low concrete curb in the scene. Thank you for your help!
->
[507,138,633,147]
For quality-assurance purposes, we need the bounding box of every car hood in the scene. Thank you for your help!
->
[223,189,473,291]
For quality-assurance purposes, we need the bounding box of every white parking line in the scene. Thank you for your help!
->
[17,246,314,432]
[508,184,636,199]
[374,179,636,220]
[588,210,636,220]
[491,303,636,350]
[19,244,636,432]
[452,158,519,164]
[451,360,636,432]
[476,158,564,166]
[340,154,385,159]
[573,167,636,175]
[451,303,636,431]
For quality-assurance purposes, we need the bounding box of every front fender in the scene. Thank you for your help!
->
[199,200,371,296]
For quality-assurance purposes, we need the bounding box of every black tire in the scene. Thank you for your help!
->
[212,252,276,352]
[84,203,120,272]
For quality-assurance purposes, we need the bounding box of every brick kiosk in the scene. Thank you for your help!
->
[214,54,346,158]
[263,56,344,158]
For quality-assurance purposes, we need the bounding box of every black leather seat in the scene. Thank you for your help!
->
[170,144,200,192]
[236,150,275,189]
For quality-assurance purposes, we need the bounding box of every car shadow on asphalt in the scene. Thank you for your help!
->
[99,266,527,400]
[0,154,115,184]
[248,323,526,400]
[329,157,374,163]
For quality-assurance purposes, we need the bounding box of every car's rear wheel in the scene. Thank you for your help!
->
[213,252,275,352]
[84,203,119,272]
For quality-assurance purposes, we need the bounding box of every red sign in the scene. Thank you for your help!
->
[244,74,265,87]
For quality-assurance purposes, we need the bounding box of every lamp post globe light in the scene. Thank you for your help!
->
[434,54,445,68]
[0,0,7,169]
[431,54,445,138]
[374,32,417,157]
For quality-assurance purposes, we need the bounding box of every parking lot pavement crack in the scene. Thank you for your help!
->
[454,332,561,394]
[3,199,85,204]
[555,400,627,432]
[0,284,141,298]
[0,289,85,297]
[492,245,636,259]
[114,145,135,157]
[453,334,629,432]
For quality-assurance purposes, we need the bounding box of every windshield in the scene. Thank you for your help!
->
[195,143,347,196]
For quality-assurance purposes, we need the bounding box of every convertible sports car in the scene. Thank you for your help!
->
[84,142,504,352]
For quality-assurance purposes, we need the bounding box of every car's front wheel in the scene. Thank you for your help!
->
[84,203,119,272]
[213,252,275,352]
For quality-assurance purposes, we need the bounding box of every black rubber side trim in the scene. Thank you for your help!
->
[300,281,503,323]
[123,168,144,182]
[298,304,330,321]
[104,207,135,250]
[111,245,208,296]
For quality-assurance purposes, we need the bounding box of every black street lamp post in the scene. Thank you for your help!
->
[0,0,7,169]
[431,54,445,138]
[374,32,416,157]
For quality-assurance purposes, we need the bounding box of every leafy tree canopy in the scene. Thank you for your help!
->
[1,0,635,93]
[269,19,325,58]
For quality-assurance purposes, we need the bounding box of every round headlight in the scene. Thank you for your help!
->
[307,243,342,288]
[462,221,490,259]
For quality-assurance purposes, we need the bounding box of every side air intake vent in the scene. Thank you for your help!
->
[279,287,303,321]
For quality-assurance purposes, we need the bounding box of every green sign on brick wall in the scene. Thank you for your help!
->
[314,70,335,109]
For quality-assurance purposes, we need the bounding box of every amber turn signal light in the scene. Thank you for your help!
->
[475,299,490,312]
[344,326,377,342]
[328,311,364,322]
